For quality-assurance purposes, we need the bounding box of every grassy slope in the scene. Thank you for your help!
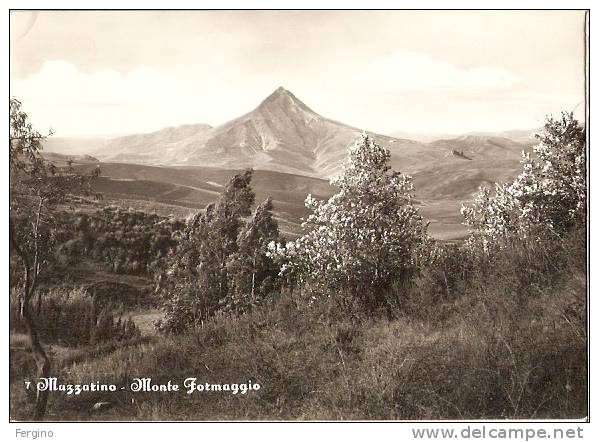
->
[16,149,576,421]
[74,163,334,237]
[11,286,586,420]
[73,160,523,240]
[10,231,587,421]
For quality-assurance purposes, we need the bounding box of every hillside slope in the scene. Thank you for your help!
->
[43,87,535,182]
[49,87,435,178]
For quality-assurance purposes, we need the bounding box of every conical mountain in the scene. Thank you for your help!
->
[92,87,422,178]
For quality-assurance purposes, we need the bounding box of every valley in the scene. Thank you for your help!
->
[72,162,476,239]
[43,86,537,240]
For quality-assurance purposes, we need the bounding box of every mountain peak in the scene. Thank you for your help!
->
[261,86,293,102]
[258,86,315,114]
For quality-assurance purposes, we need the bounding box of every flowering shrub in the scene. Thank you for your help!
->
[269,132,429,311]
[462,113,586,252]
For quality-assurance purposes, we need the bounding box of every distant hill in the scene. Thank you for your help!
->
[41,151,100,165]
[427,135,529,161]
[389,130,460,143]
[43,86,543,240]
[465,128,541,146]
[43,137,106,156]
[43,87,539,182]
[91,123,214,164]
[45,87,428,179]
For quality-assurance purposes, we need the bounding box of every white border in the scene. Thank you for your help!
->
[2,2,594,441]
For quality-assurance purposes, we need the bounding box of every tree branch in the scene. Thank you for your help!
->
[29,196,44,303]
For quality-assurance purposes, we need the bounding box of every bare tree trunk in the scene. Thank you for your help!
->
[22,299,51,420]
[10,201,52,421]
[288,276,294,299]
[442,271,451,300]
[251,254,256,302]
[11,220,30,326]
[36,289,43,315]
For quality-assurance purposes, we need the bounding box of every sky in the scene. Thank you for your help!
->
[10,10,587,138]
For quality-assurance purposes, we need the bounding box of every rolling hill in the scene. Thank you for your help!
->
[427,135,528,161]
[40,151,100,166]
[73,154,528,240]
[90,123,214,164]
[465,128,541,145]
[72,163,334,237]
[46,87,430,178]
[44,86,540,240]
[43,87,535,182]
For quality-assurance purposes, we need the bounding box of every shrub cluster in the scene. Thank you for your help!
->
[155,171,284,332]
[268,133,429,316]
[10,285,140,346]
[462,112,585,252]
[54,207,185,274]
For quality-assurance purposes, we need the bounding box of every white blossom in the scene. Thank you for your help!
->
[270,132,429,299]
[462,113,585,252]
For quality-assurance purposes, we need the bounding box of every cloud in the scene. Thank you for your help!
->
[10,60,274,136]
[10,56,580,138]
[13,60,180,106]
[354,49,519,93]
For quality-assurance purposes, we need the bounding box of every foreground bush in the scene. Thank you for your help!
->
[404,225,586,327]
[270,133,429,315]
[10,285,140,347]
[156,170,283,333]
[21,235,585,421]
[462,113,585,252]
[53,207,184,275]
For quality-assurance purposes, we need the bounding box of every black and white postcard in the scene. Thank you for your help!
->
[6,5,592,440]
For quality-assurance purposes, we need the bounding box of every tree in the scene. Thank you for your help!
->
[461,113,586,252]
[205,170,255,303]
[9,98,98,420]
[226,197,282,312]
[157,170,255,332]
[269,132,428,313]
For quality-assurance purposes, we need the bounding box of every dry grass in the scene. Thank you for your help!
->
[10,228,587,421]
[11,286,586,420]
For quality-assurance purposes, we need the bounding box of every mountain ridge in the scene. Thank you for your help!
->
[43,86,534,181]
[44,87,425,178]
